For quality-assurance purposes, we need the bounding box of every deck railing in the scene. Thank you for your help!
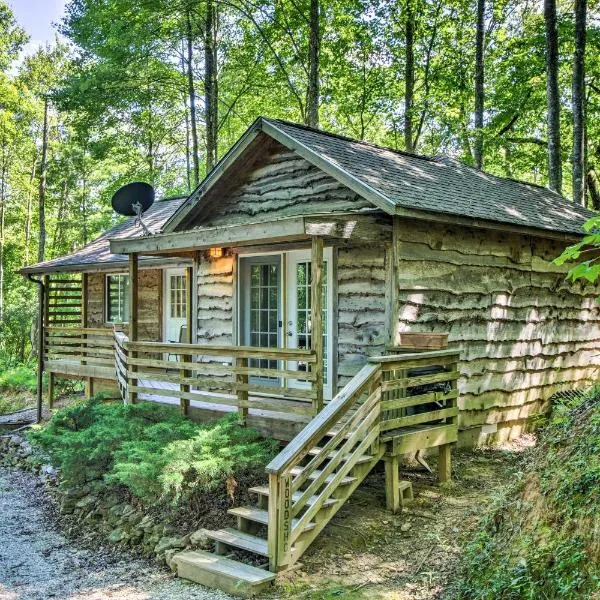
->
[114,330,129,400]
[264,348,460,572]
[44,326,117,380]
[123,340,320,421]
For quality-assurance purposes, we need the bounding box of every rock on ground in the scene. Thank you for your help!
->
[0,468,231,600]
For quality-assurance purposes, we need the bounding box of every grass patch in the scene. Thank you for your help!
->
[29,397,279,508]
[449,388,600,599]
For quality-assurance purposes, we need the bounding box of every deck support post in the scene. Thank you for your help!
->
[180,265,194,416]
[38,275,48,418]
[127,253,138,404]
[48,373,55,410]
[438,443,452,483]
[384,454,400,513]
[236,356,249,425]
[311,236,324,413]
[81,273,92,397]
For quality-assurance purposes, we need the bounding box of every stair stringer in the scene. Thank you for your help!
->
[286,446,385,567]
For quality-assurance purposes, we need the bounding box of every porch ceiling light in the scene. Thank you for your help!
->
[209,247,224,259]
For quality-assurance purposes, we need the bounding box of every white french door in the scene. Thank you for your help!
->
[286,248,333,400]
[237,248,334,399]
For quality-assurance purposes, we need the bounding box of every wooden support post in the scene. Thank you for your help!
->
[127,253,138,405]
[311,236,324,413]
[236,356,249,425]
[384,455,400,513]
[438,443,452,483]
[48,372,55,410]
[81,273,92,397]
[180,266,194,416]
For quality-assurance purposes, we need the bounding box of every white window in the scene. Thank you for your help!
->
[169,274,187,319]
[106,274,130,323]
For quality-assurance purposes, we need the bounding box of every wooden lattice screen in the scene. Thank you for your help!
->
[45,275,84,327]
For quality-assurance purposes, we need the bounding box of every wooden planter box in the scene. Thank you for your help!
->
[395,332,449,350]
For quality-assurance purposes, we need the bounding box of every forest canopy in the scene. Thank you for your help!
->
[0,0,597,363]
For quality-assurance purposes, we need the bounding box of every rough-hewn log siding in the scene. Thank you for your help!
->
[337,246,387,387]
[193,143,371,227]
[85,269,162,341]
[396,218,600,444]
[196,255,234,345]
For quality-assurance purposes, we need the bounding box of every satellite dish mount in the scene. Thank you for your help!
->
[111,182,155,236]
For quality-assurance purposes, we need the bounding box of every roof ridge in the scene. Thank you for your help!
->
[263,117,436,163]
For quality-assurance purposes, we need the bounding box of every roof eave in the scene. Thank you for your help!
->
[394,205,584,241]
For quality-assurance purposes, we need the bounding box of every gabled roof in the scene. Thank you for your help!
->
[164,117,594,237]
[21,196,187,275]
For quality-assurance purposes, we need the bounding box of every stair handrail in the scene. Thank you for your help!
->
[266,362,380,476]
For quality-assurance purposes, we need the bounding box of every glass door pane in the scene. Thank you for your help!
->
[240,255,281,376]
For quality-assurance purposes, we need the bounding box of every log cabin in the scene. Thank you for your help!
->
[21,117,600,596]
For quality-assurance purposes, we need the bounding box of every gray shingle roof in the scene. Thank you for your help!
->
[21,196,187,274]
[264,118,595,235]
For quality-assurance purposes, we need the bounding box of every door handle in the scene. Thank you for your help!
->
[287,331,293,337]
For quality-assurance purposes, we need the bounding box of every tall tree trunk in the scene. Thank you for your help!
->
[181,39,192,191]
[474,0,485,169]
[186,8,200,186]
[24,157,36,266]
[53,178,69,257]
[204,0,218,172]
[0,163,6,321]
[404,0,415,152]
[572,0,587,205]
[306,0,320,128]
[587,168,600,209]
[38,95,49,263]
[544,0,562,194]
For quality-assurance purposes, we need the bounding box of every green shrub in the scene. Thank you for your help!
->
[29,397,278,506]
[449,388,600,599]
[0,364,38,393]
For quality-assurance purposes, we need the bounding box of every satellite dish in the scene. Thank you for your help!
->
[111,182,155,216]
[111,182,155,235]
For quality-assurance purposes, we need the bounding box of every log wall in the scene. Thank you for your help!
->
[85,269,162,342]
[395,218,600,445]
[192,142,371,227]
[337,245,387,386]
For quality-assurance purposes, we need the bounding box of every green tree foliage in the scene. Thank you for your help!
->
[555,215,600,284]
[0,0,598,364]
[29,398,278,505]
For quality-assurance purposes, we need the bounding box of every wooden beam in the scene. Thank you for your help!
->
[127,253,138,404]
[438,444,452,483]
[311,237,324,413]
[304,214,392,244]
[180,265,194,416]
[110,217,308,256]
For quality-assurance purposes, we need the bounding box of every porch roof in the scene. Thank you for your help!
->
[21,196,188,275]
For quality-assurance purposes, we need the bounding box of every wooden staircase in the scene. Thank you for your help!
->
[172,350,460,597]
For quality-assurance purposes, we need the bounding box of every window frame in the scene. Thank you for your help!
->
[105,273,130,325]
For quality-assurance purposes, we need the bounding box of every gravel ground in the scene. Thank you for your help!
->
[0,468,232,600]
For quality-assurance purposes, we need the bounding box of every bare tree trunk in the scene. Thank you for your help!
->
[474,0,485,169]
[544,0,562,194]
[572,0,587,205]
[404,0,415,152]
[81,151,88,245]
[24,156,36,266]
[38,95,49,263]
[587,168,600,209]
[181,39,192,191]
[0,163,6,321]
[186,8,200,185]
[306,0,320,128]
[204,0,218,172]
[53,179,68,256]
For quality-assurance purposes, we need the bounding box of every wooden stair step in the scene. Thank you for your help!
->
[173,549,275,598]
[206,528,269,557]
[228,506,316,532]
[289,466,357,485]
[307,447,374,465]
[248,485,339,509]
